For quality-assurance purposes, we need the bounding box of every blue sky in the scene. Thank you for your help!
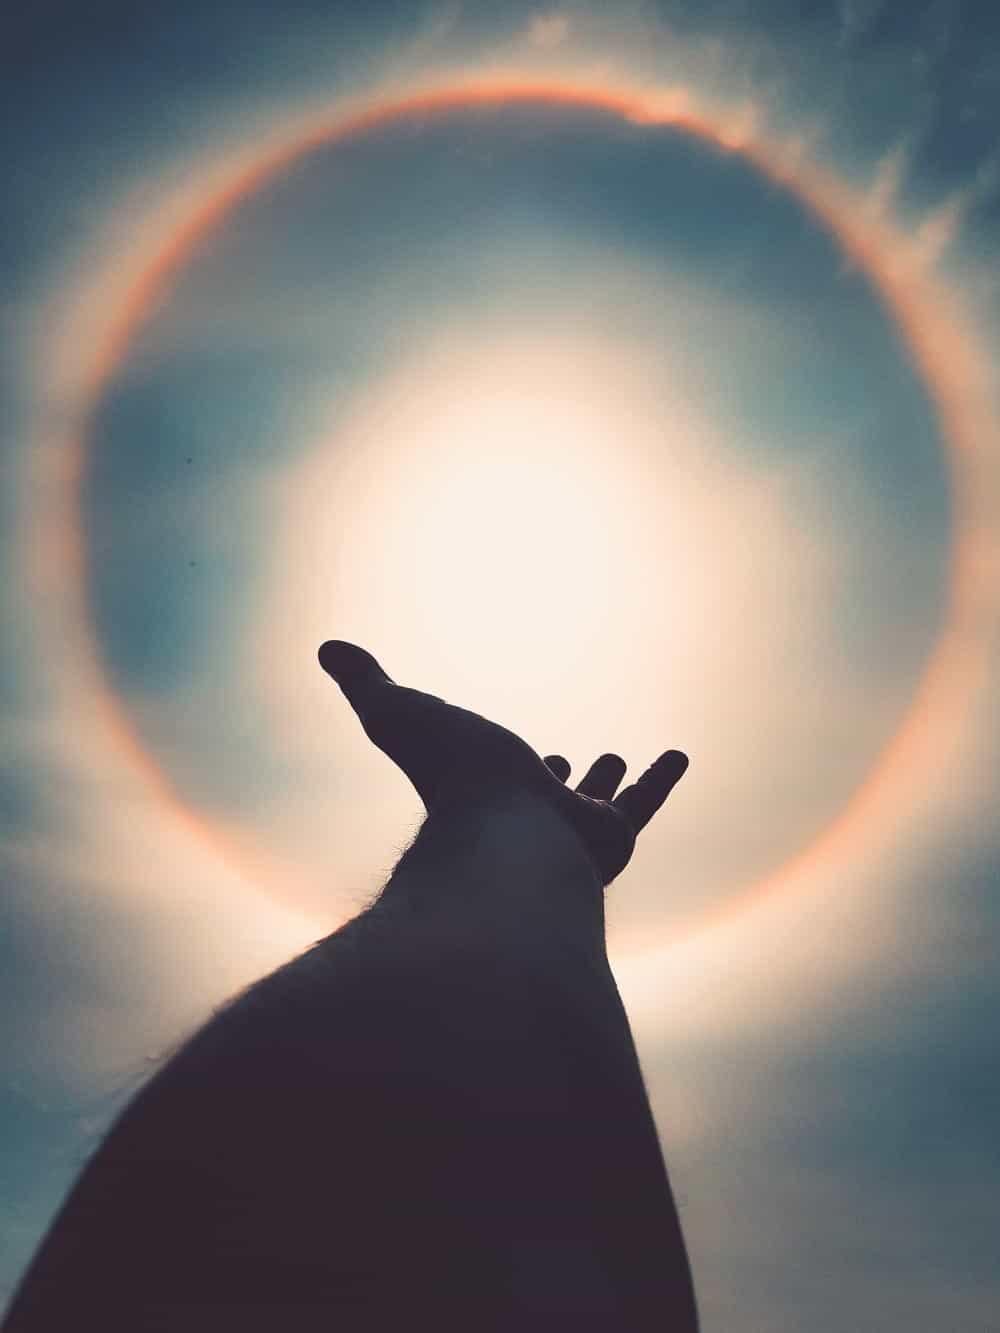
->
[2,1,999,1327]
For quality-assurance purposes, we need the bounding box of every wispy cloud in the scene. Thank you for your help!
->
[528,14,573,50]
[838,0,890,49]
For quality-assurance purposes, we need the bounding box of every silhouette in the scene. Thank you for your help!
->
[3,642,698,1330]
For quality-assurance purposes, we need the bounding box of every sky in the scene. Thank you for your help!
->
[2,1,999,1327]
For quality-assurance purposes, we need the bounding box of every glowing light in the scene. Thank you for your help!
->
[266,334,690,711]
[30,77,997,940]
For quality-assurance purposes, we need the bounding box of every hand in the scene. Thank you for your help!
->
[318,641,688,885]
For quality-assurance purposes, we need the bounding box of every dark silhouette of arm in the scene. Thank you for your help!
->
[3,643,697,1332]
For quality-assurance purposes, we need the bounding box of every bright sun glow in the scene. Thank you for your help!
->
[44,79,992,945]
[260,329,713,744]
[254,323,863,923]
[343,344,672,700]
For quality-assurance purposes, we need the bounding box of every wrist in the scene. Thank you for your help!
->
[378,789,605,948]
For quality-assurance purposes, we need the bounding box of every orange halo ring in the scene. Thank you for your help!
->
[50,78,989,937]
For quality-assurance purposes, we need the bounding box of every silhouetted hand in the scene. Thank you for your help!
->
[319,641,688,885]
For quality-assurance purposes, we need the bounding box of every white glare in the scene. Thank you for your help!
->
[259,329,710,742]
[252,323,864,925]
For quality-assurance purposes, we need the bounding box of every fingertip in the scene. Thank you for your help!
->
[318,641,333,670]
[576,752,627,800]
[318,639,345,676]
[657,749,689,779]
[543,754,572,783]
[318,643,396,713]
[598,753,628,787]
[615,749,689,832]
[318,640,371,680]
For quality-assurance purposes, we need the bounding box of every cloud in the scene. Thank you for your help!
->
[685,1144,998,1332]
[528,13,572,49]
[864,144,909,219]
[630,897,1000,1329]
[908,193,969,271]
[0,692,319,1102]
[0,855,316,1120]
[838,0,889,48]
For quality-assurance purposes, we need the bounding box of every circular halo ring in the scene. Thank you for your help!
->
[45,79,992,940]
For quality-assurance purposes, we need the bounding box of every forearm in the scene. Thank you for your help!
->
[4,794,697,1331]
[353,793,698,1326]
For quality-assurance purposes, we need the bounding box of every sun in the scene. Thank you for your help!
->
[255,328,712,745]
[42,78,992,935]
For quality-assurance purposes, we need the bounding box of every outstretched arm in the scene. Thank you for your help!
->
[3,643,698,1333]
[318,641,699,1326]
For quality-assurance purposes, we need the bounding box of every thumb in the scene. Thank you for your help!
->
[318,641,395,717]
